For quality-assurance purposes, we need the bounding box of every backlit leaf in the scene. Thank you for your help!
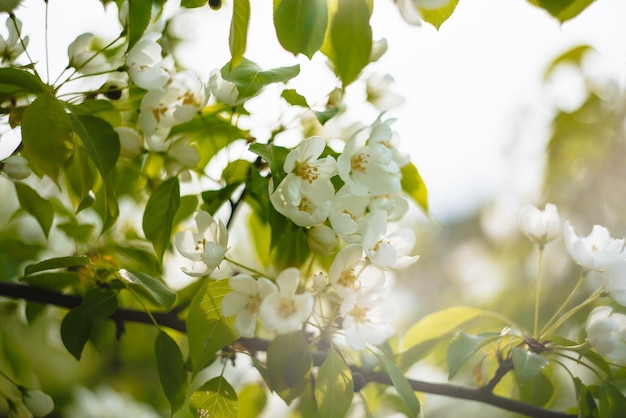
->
[274,0,328,58]
[527,0,595,23]
[266,331,312,404]
[24,255,90,276]
[155,331,188,413]
[220,59,300,101]
[511,347,549,383]
[70,114,120,180]
[127,0,152,50]
[446,332,501,379]
[315,349,353,418]
[401,162,429,215]
[14,182,53,238]
[419,0,459,30]
[375,352,421,418]
[142,177,180,261]
[229,0,250,68]
[599,381,626,418]
[190,376,238,418]
[120,269,176,309]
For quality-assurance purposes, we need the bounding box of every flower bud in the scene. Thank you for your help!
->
[22,389,54,417]
[313,272,327,291]
[586,306,626,364]
[2,155,30,180]
[306,225,337,256]
[518,203,560,244]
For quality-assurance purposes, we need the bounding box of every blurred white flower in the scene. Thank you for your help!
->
[586,306,626,364]
[222,274,277,337]
[22,389,54,417]
[65,386,160,418]
[369,38,388,63]
[259,268,313,334]
[269,176,334,227]
[0,17,27,64]
[306,224,337,255]
[361,210,418,269]
[369,193,409,222]
[329,244,385,297]
[2,155,30,179]
[518,203,560,245]
[564,221,625,271]
[209,67,263,107]
[340,288,397,350]
[127,34,170,90]
[604,260,626,307]
[313,272,327,291]
[175,211,228,277]
[366,73,405,111]
[114,126,143,159]
[68,33,110,74]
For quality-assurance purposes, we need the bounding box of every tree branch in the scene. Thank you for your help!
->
[0,282,575,418]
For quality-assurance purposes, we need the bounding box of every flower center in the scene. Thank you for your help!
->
[278,298,297,318]
[373,239,390,252]
[298,197,313,214]
[351,152,369,173]
[295,162,320,184]
[195,238,206,252]
[349,305,370,324]
[338,268,360,290]
[246,296,261,313]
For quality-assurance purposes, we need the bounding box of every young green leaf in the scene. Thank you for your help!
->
[229,0,250,68]
[127,0,153,50]
[119,269,176,309]
[266,331,312,404]
[599,381,626,418]
[142,177,180,261]
[511,347,549,383]
[60,307,94,361]
[375,352,421,418]
[220,59,300,101]
[401,162,429,215]
[181,0,208,7]
[20,272,82,290]
[314,107,339,126]
[281,89,309,107]
[24,255,90,276]
[190,376,238,418]
[248,143,289,187]
[70,114,120,180]
[100,172,120,232]
[155,331,188,413]
[186,279,237,373]
[0,67,47,95]
[79,287,118,318]
[315,349,353,418]
[21,93,73,180]
[274,0,328,58]
[419,0,459,30]
[14,182,54,238]
[238,384,267,418]
[446,332,501,379]
[574,378,598,418]
[527,0,595,23]
[518,366,555,407]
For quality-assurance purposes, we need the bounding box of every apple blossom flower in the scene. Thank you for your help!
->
[361,210,418,269]
[269,176,334,227]
[313,272,327,291]
[337,120,402,196]
[2,155,30,179]
[175,211,228,277]
[369,193,409,222]
[329,185,369,242]
[127,33,170,90]
[22,389,54,417]
[586,306,626,364]
[222,274,278,337]
[68,33,110,75]
[518,203,560,245]
[208,67,244,106]
[329,244,385,297]
[603,260,626,307]
[564,221,625,271]
[138,71,208,138]
[306,224,337,255]
[259,268,313,334]
[0,17,27,64]
[114,126,143,159]
[339,288,397,350]
[366,73,405,111]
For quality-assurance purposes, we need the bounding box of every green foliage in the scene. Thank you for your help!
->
[120,269,176,309]
[127,0,153,50]
[511,347,549,383]
[375,352,421,417]
[23,255,89,276]
[266,331,312,404]
[190,376,238,418]
[401,162,429,215]
[70,114,120,180]
[220,59,300,102]
[419,0,459,30]
[238,384,267,418]
[14,182,53,238]
[274,0,328,58]
[446,332,501,379]
[155,331,188,413]
[315,350,354,418]
[527,0,595,23]
[229,0,250,68]
[142,177,180,261]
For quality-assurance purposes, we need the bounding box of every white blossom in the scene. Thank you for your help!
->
[329,185,369,242]
[22,389,54,417]
[259,268,313,334]
[604,260,626,307]
[329,244,385,297]
[68,33,110,75]
[175,211,228,277]
[361,210,418,269]
[368,193,409,222]
[366,73,405,111]
[2,155,30,179]
[340,288,397,350]
[209,67,256,106]
[0,17,27,64]
[127,34,170,90]
[222,274,277,337]
[269,176,334,227]
[114,126,143,159]
[306,224,337,255]
[586,306,626,364]
[564,221,625,271]
[518,203,560,245]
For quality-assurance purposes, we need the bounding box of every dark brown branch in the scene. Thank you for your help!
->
[0,281,575,418]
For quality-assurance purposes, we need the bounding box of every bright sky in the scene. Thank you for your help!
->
[6,0,626,221]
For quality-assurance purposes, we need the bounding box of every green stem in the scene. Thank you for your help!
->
[540,269,586,337]
[9,14,41,81]
[540,285,604,339]
[0,368,20,388]
[534,245,545,337]
[125,286,162,332]
[224,256,272,279]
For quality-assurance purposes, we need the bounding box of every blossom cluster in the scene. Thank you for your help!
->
[519,203,626,363]
[174,117,419,350]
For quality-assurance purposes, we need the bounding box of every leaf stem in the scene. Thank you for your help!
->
[540,268,586,337]
[533,245,544,337]
[224,256,272,279]
[540,285,604,339]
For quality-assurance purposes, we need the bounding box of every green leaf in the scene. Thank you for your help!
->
[511,347,549,383]
[324,0,372,87]
[127,0,153,50]
[446,332,501,379]
[70,114,120,180]
[20,272,82,290]
[274,0,328,58]
[281,89,309,107]
[14,182,53,238]
[375,352,421,418]
[222,159,251,185]
[419,0,459,30]
[173,194,199,227]
[60,307,94,360]
[599,381,626,418]
[64,142,96,213]
[220,59,300,102]
[399,306,491,370]
[201,183,241,215]
[190,376,238,418]
[518,365,554,407]
[142,177,180,261]
[269,209,310,269]
[100,171,120,232]
[229,0,250,68]
[80,287,118,318]
[527,0,595,23]
[57,222,95,243]
[315,349,353,418]
[314,107,339,125]
[24,255,90,276]
[181,0,207,7]
[266,331,312,404]
[401,162,429,215]
[544,44,594,80]
[120,269,176,309]
[0,68,47,95]
[238,384,267,418]
[186,279,237,373]
[21,93,73,180]
[155,331,188,413]
[248,143,289,187]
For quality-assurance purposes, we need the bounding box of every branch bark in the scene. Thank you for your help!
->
[0,281,575,418]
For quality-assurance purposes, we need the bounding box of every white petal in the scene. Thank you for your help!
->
[221,292,250,317]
